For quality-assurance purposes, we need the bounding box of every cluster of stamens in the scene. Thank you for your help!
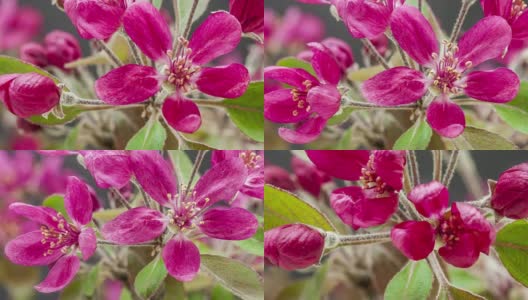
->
[165,37,201,93]
[40,213,79,256]
[290,80,313,117]
[359,154,388,194]
[167,186,211,231]
[512,0,527,19]
[239,151,261,169]
[437,212,463,248]
[429,40,471,94]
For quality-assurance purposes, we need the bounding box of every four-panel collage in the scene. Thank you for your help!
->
[1,0,528,299]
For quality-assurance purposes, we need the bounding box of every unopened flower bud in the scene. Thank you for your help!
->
[264,224,324,270]
[491,163,528,219]
[44,30,81,70]
[20,42,48,67]
[264,165,296,192]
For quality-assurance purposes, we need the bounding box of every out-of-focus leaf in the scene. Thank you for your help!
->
[448,268,485,295]
[120,288,133,300]
[299,263,329,300]
[82,264,100,297]
[235,225,264,256]
[59,277,83,300]
[178,0,211,34]
[495,82,528,134]
[134,255,168,299]
[393,117,432,150]
[447,285,486,300]
[93,208,127,222]
[126,118,167,150]
[164,276,186,300]
[276,57,316,76]
[384,260,433,300]
[168,150,196,183]
[451,126,517,150]
[42,194,68,219]
[211,284,235,300]
[495,219,528,287]
[63,126,80,149]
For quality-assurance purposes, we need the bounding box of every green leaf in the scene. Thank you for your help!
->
[447,285,486,300]
[235,226,264,256]
[336,127,353,150]
[200,254,263,300]
[393,117,432,150]
[168,150,196,184]
[28,106,83,126]
[264,185,336,232]
[120,288,133,300]
[42,194,67,219]
[384,260,433,300]
[299,263,329,300]
[164,277,186,300]
[448,268,485,295]
[327,106,354,126]
[59,277,83,300]
[152,0,163,9]
[495,81,528,133]
[81,264,100,297]
[451,126,518,150]
[211,284,235,300]
[63,126,80,149]
[126,118,167,150]
[178,0,211,34]
[92,208,127,222]
[276,57,316,76]
[134,255,168,299]
[221,81,264,142]
[495,219,528,287]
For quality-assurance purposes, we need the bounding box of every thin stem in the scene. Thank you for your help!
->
[97,240,157,247]
[408,151,420,186]
[343,99,418,110]
[183,0,199,39]
[450,0,476,42]
[442,151,460,187]
[432,150,443,182]
[427,253,450,299]
[399,191,422,220]
[337,232,391,246]
[466,195,491,208]
[126,36,144,65]
[172,0,181,50]
[109,187,132,210]
[186,150,206,190]
[95,40,123,67]
[361,38,390,69]
[418,0,423,11]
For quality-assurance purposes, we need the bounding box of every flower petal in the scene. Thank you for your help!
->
[439,233,480,268]
[81,151,132,189]
[79,227,96,260]
[278,116,326,144]
[196,64,250,98]
[162,237,200,282]
[123,2,172,60]
[361,67,427,106]
[9,202,59,227]
[463,68,520,103]
[65,176,92,226]
[194,158,248,208]
[372,150,406,191]
[390,5,438,66]
[391,221,435,260]
[426,96,465,138]
[306,150,370,180]
[343,0,391,38]
[130,151,178,206]
[308,42,341,85]
[264,88,310,123]
[35,255,80,293]
[64,0,125,40]
[307,85,341,119]
[456,16,512,68]
[162,95,202,133]
[5,231,63,266]
[511,10,528,40]
[101,207,167,244]
[264,66,319,89]
[199,207,258,240]
[453,203,495,255]
[480,0,512,18]
[95,64,160,105]
[189,11,242,65]
[408,181,449,219]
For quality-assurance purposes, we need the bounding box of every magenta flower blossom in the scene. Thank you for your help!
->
[94,2,249,133]
[229,0,264,34]
[102,151,258,282]
[361,6,520,138]
[491,163,528,219]
[264,165,297,192]
[481,0,528,40]
[4,176,96,292]
[291,156,331,198]
[298,37,355,78]
[64,0,126,40]
[20,42,48,67]
[264,224,325,270]
[391,181,495,268]
[0,72,60,118]
[44,30,82,70]
[264,44,342,143]
[211,150,264,200]
[0,0,42,51]
[0,151,33,195]
[307,150,405,229]
[81,150,133,189]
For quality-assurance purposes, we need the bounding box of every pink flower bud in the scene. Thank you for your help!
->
[20,42,48,67]
[0,73,60,118]
[264,165,296,192]
[44,30,81,70]
[265,224,324,270]
[491,163,528,219]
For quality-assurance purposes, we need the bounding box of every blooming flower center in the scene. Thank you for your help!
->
[290,80,313,117]
[40,212,80,256]
[167,187,210,231]
[359,154,387,194]
[437,211,462,248]
[239,151,261,169]
[430,41,471,94]
[512,0,527,19]
[165,38,201,93]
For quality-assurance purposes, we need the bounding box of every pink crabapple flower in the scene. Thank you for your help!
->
[4,176,97,293]
[291,156,331,198]
[43,30,82,70]
[361,6,520,138]
[0,151,33,195]
[491,163,528,219]
[20,42,48,67]
[298,37,355,79]
[264,43,342,144]
[0,0,42,51]
[63,0,127,40]
[0,72,61,118]
[80,150,133,189]
[94,2,250,134]
[211,150,264,200]
[264,165,297,192]
[481,0,528,40]
[101,151,258,282]
[391,181,495,268]
[229,0,264,34]
[264,224,325,270]
[307,150,405,229]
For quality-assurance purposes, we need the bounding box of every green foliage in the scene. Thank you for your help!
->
[384,260,433,300]
[126,118,167,150]
[495,220,528,287]
[134,255,168,299]
[393,117,432,150]
[222,81,264,142]
[495,82,528,134]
